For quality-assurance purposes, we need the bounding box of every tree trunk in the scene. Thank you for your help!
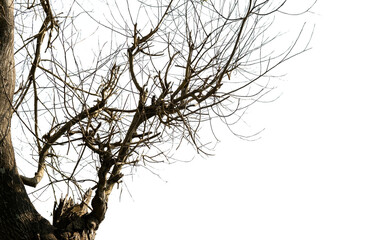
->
[0,1,96,239]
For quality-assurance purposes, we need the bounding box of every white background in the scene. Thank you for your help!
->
[90,1,392,239]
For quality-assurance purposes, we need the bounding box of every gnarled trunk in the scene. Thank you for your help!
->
[0,1,96,239]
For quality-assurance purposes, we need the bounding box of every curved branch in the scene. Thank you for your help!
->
[20,100,107,187]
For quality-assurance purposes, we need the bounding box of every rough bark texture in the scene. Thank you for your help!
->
[0,1,96,239]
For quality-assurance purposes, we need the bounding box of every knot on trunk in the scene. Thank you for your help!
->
[53,189,92,232]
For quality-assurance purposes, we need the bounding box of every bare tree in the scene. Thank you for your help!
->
[0,0,314,239]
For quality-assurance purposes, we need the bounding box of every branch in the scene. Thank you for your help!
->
[20,100,107,187]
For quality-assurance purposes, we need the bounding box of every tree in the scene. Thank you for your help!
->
[0,0,313,239]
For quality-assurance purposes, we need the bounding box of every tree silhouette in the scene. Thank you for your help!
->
[0,0,313,239]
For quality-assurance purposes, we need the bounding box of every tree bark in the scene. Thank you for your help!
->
[0,1,95,239]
